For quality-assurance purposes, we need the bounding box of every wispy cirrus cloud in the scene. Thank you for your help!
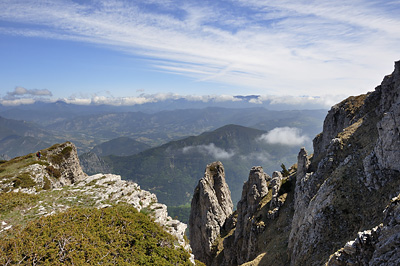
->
[0,0,399,96]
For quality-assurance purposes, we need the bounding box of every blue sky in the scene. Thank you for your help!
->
[0,0,399,107]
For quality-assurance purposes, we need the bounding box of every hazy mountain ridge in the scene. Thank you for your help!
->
[0,116,52,159]
[1,105,326,155]
[89,137,150,157]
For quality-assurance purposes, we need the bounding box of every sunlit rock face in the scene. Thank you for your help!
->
[189,161,233,265]
[289,61,400,265]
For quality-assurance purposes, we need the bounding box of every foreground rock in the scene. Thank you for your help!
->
[189,161,233,265]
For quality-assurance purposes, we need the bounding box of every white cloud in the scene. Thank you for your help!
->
[257,94,347,109]
[182,143,235,160]
[6,86,52,97]
[60,93,244,106]
[0,0,398,97]
[258,127,310,146]
[0,98,37,106]
[0,87,53,105]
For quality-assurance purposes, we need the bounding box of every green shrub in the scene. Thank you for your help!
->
[43,176,52,190]
[46,165,61,178]
[13,173,36,188]
[0,192,39,214]
[0,204,192,265]
[280,163,290,177]
[61,146,73,157]
[50,146,72,165]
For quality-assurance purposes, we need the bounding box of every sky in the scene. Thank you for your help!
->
[0,0,399,107]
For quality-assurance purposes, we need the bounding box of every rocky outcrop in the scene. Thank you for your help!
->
[0,142,87,193]
[189,161,233,265]
[45,142,87,185]
[75,173,190,253]
[190,163,294,266]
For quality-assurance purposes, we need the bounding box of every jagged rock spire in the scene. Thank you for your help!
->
[189,161,233,265]
[233,166,270,264]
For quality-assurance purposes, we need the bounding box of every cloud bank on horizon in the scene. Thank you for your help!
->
[0,86,345,109]
[0,0,399,103]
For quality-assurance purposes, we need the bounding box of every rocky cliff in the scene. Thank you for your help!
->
[189,60,400,266]
[189,161,233,265]
[288,60,400,265]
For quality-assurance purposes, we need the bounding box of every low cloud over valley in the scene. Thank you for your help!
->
[258,127,310,146]
[182,143,236,160]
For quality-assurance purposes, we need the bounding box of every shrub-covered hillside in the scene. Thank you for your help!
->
[0,203,191,265]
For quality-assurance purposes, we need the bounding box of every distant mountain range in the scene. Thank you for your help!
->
[0,116,51,159]
[0,104,327,157]
[97,124,311,208]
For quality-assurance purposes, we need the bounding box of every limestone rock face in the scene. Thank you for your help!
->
[215,166,290,266]
[189,161,233,265]
[288,61,400,266]
[232,166,270,264]
[269,171,283,212]
[45,142,87,185]
[374,62,400,171]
